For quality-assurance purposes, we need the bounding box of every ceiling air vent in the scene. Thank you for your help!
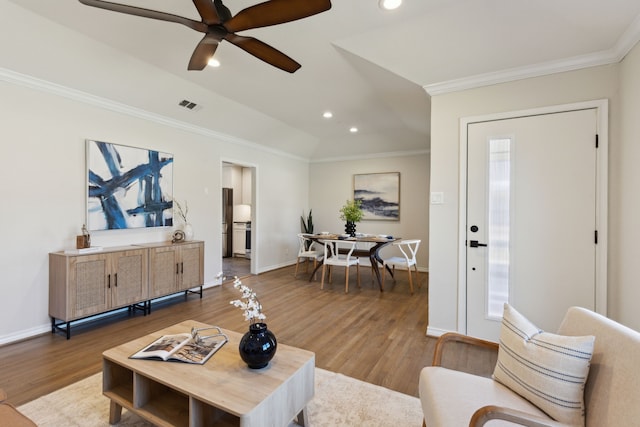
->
[178,99,202,112]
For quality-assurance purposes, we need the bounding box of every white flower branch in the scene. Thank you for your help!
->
[228,275,266,324]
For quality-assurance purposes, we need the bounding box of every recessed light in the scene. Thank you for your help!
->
[323,111,333,119]
[207,58,220,67]
[379,0,402,10]
[350,127,359,133]
[378,0,402,10]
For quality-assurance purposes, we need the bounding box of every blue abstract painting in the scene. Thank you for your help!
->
[354,172,400,221]
[87,140,174,230]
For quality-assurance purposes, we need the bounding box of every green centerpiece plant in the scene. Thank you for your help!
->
[339,199,363,236]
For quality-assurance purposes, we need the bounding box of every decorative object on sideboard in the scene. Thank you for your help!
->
[229,276,277,369]
[354,172,400,221]
[172,230,185,243]
[339,199,363,237]
[173,198,193,240]
[76,224,91,249]
[87,140,173,230]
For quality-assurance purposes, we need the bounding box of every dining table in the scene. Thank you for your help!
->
[307,233,399,291]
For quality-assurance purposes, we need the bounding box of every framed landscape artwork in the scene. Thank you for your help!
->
[354,172,400,221]
[87,139,174,230]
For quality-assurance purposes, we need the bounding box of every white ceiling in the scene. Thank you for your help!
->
[8,0,640,161]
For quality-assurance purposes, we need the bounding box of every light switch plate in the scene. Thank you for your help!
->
[430,192,444,205]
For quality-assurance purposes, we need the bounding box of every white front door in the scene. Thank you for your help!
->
[465,108,601,341]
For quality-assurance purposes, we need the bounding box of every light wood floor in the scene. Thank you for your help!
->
[0,263,435,406]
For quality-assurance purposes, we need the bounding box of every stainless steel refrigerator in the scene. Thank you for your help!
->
[222,188,233,258]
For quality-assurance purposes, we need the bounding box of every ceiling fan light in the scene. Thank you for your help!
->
[207,58,221,68]
[379,0,402,11]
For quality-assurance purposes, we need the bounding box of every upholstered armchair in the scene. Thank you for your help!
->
[419,306,640,426]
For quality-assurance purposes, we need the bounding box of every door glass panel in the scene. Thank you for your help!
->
[487,138,511,319]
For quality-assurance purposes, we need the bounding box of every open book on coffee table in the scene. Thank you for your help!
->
[130,327,228,365]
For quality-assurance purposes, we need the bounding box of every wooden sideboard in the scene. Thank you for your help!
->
[49,240,204,339]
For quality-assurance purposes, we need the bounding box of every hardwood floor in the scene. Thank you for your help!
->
[0,263,435,406]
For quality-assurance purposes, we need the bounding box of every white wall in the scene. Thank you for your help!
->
[0,75,311,343]
[613,41,640,331]
[309,154,430,270]
[428,63,627,334]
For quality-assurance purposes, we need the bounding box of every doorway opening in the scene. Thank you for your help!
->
[222,161,255,278]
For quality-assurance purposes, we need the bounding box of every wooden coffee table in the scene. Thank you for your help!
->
[102,320,315,426]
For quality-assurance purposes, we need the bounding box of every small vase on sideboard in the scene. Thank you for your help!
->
[183,223,194,241]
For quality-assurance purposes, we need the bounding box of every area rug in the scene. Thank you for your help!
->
[18,368,423,426]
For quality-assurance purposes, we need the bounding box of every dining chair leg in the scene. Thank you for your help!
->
[294,257,301,278]
[407,265,414,295]
[345,266,350,293]
[382,263,386,288]
[414,264,421,289]
[320,264,326,289]
[356,263,361,288]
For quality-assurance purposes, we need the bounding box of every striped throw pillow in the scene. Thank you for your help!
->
[493,304,594,426]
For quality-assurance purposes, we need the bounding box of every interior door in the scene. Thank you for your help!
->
[466,109,598,340]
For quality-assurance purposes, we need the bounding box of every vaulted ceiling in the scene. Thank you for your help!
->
[7,0,640,160]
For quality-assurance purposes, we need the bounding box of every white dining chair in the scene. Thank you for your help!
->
[295,233,324,280]
[381,239,420,294]
[321,240,360,293]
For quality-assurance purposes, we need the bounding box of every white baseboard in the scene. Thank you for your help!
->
[426,326,451,337]
[0,324,51,346]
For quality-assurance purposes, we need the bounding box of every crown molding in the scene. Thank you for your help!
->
[0,67,308,163]
[424,15,640,96]
[310,148,430,164]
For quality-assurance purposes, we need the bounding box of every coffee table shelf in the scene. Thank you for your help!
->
[102,321,314,427]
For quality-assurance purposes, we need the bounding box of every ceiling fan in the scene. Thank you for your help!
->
[78,0,332,73]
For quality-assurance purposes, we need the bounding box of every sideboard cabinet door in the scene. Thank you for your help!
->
[178,242,204,291]
[68,254,109,319]
[148,246,180,298]
[110,249,149,308]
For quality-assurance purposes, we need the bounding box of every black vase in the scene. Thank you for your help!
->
[345,221,357,237]
[239,323,277,369]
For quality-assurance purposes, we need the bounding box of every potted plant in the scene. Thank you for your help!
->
[301,209,314,234]
[301,209,314,249]
[339,199,363,236]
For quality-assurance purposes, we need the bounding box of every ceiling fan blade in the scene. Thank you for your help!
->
[78,0,207,32]
[224,0,332,33]
[192,0,220,25]
[225,34,301,73]
[188,33,221,70]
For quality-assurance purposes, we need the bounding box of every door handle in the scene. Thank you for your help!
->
[469,240,487,248]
